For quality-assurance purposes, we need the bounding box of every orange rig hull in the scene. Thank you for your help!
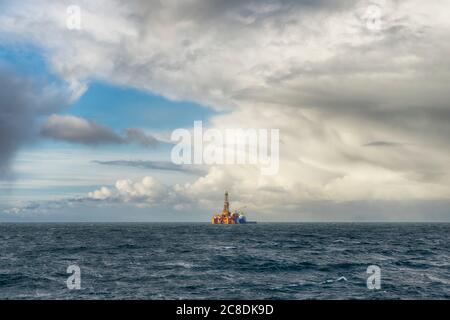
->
[211,212,241,224]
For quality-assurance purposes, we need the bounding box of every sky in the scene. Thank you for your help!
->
[1,0,450,222]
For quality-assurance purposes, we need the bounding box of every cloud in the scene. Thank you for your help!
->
[1,0,450,219]
[3,197,85,215]
[88,176,175,205]
[363,141,403,147]
[87,186,114,201]
[123,128,158,148]
[5,195,450,222]
[0,65,69,177]
[40,114,122,144]
[40,114,160,147]
[93,160,205,174]
[5,176,181,215]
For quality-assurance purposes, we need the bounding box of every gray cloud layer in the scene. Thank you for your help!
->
[93,160,205,174]
[40,114,122,145]
[0,66,68,177]
[1,0,450,219]
[40,114,159,147]
[123,128,158,148]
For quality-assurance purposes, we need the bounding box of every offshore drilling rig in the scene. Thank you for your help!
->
[211,191,255,224]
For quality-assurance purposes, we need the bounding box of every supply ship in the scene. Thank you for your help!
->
[211,191,256,224]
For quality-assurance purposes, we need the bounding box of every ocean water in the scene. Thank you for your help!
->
[0,223,448,300]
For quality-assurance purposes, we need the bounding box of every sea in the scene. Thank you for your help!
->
[0,223,448,299]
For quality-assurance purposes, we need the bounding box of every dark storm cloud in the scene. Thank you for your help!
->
[128,0,358,42]
[170,0,356,21]
[0,66,68,177]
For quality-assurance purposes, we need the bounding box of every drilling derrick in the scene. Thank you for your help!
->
[223,191,230,214]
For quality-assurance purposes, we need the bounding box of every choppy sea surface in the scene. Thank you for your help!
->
[0,223,448,299]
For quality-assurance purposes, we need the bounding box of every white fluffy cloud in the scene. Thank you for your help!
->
[88,176,172,205]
